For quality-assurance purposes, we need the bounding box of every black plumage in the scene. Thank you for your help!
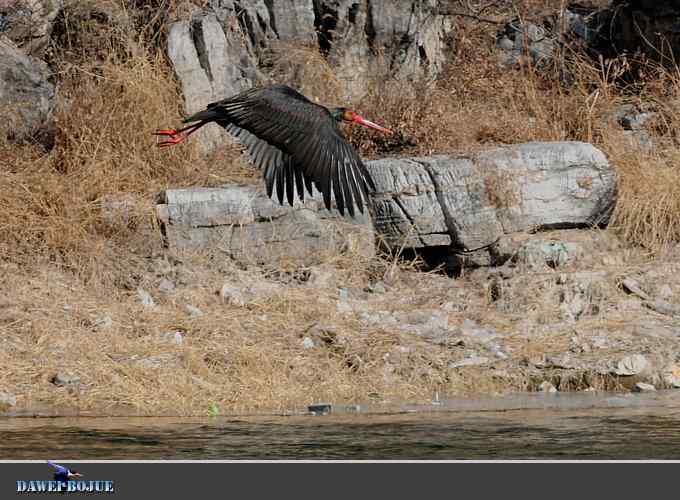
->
[156,84,391,217]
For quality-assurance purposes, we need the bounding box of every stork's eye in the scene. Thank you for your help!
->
[343,110,355,122]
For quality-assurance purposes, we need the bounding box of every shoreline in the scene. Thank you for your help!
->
[4,389,680,420]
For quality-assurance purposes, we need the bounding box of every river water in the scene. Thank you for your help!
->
[4,391,680,459]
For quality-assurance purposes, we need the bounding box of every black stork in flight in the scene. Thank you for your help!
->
[155,84,392,217]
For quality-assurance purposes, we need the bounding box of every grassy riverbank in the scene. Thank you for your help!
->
[3,0,680,415]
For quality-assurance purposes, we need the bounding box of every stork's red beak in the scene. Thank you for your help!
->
[352,114,393,134]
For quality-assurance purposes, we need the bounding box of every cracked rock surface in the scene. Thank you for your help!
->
[166,0,455,151]
[156,184,374,266]
[156,141,616,268]
[367,141,616,265]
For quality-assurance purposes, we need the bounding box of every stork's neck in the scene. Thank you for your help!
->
[330,108,346,121]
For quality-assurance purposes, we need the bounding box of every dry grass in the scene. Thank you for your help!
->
[3,0,680,415]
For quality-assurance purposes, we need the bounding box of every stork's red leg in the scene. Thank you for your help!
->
[154,121,210,147]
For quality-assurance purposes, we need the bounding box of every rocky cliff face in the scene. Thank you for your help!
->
[4,1,680,149]
[0,0,62,57]
[0,36,55,142]
[166,0,455,150]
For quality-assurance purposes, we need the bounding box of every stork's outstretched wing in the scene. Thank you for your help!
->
[185,85,376,217]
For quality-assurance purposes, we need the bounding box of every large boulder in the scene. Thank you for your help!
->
[367,141,616,266]
[0,35,55,141]
[166,12,262,152]
[156,185,374,266]
[0,0,62,57]
[156,142,616,269]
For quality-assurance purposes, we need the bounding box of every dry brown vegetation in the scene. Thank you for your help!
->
[3,0,680,416]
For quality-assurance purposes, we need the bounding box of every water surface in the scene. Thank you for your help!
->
[4,392,680,459]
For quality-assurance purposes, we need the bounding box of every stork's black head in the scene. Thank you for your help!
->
[330,107,352,122]
[330,107,392,134]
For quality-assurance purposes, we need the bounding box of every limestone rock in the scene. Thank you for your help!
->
[614,354,650,376]
[367,141,616,264]
[0,0,63,56]
[157,142,615,267]
[166,1,456,150]
[0,391,17,409]
[316,0,454,99]
[0,36,55,141]
[156,185,374,266]
[166,12,261,151]
[538,381,558,393]
[516,239,583,270]
[50,372,80,387]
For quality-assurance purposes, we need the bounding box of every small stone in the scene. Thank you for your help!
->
[659,284,673,300]
[461,318,477,331]
[560,294,586,322]
[100,194,137,228]
[301,336,315,349]
[186,305,204,317]
[620,111,655,130]
[449,355,490,368]
[220,284,246,307]
[460,325,500,344]
[440,301,456,312]
[191,375,219,391]
[419,328,463,346]
[403,310,448,328]
[662,365,680,388]
[308,403,332,415]
[645,299,680,317]
[489,343,508,359]
[618,299,643,312]
[591,336,608,349]
[51,372,80,387]
[621,278,650,301]
[307,266,336,288]
[134,354,175,369]
[158,278,176,293]
[614,354,650,376]
[160,331,184,345]
[546,354,582,370]
[601,255,618,267]
[538,381,557,393]
[664,374,680,388]
[633,382,656,392]
[308,324,345,347]
[516,239,581,269]
[366,281,387,294]
[337,288,349,301]
[336,300,353,314]
[497,36,514,50]
[137,288,155,308]
[93,313,113,330]
[0,391,17,408]
[528,355,547,368]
